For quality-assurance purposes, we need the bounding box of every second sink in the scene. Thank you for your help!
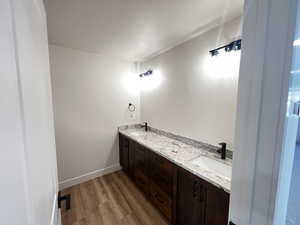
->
[191,156,232,180]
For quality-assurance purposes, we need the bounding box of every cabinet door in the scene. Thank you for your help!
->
[134,169,150,196]
[134,144,149,176]
[150,182,172,220]
[149,152,174,196]
[204,185,230,225]
[119,134,129,173]
[132,143,150,194]
[128,140,135,178]
[176,169,205,225]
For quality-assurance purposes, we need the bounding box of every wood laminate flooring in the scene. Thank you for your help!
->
[61,171,169,225]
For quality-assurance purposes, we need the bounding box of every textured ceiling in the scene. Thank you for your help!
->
[46,0,243,62]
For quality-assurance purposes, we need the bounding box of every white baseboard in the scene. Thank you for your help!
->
[59,164,121,190]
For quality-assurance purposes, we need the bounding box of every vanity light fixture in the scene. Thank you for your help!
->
[209,39,242,56]
[210,49,219,57]
[139,69,153,78]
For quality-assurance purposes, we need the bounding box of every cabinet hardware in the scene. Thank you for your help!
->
[193,180,204,202]
[154,193,165,204]
[199,186,204,202]
[136,176,146,185]
[139,180,145,185]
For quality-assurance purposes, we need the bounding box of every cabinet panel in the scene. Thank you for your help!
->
[204,185,230,225]
[150,153,173,177]
[176,168,205,225]
[151,167,173,196]
[134,169,150,195]
[128,140,135,178]
[119,134,129,173]
[150,182,172,220]
[134,144,149,176]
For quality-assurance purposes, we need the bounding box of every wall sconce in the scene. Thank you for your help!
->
[209,39,242,57]
[139,69,153,78]
[139,69,163,91]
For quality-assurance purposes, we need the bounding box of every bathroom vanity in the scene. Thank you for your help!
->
[119,127,232,225]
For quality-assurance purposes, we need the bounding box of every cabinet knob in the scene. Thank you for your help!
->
[154,193,165,205]
[193,181,204,202]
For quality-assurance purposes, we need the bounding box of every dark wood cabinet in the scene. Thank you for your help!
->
[148,151,174,220]
[119,133,230,225]
[149,152,174,196]
[119,134,129,174]
[133,143,150,195]
[150,181,172,220]
[176,168,205,225]
[176,167,230,225]
[128,140,135,178]
[204,184,230,225]
[133,143,149,176]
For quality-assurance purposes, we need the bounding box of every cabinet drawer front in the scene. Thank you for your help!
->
[134,170,149,195]
[150,182,172,220]
[151,153,173,177]
[151,168,172,196]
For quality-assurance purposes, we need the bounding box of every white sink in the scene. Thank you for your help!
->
[129,131,147,137]
[162,146,201,161]
[191,156,232,179]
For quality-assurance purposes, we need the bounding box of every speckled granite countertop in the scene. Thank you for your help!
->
[119,127,232,193]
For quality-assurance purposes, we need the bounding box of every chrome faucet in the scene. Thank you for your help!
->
[218,142,227,160]
[141,122,148,132]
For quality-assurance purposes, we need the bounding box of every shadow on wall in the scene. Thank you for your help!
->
[105,133,120,168]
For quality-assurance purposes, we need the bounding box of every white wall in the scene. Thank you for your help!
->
[49,45,140,188]
[0,0,59,225]
[140,18,241,149]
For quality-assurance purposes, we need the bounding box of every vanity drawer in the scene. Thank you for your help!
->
[150,152,174,178]
[150,182,172,220]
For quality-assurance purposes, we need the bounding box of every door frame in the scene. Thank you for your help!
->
[229,0,299,224]
[1,0,60,225]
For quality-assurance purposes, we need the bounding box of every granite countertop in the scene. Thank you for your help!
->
[119,127,232,193]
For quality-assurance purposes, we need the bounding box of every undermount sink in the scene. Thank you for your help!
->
[129,130,147,137]
[162,146,201,161]
[191,156,232,179]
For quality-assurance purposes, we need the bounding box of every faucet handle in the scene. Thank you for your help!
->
[142,122,148,132]
[217,143,227,153]
[218,142,226,147]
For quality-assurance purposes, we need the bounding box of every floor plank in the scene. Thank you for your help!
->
[61,171,169,225]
